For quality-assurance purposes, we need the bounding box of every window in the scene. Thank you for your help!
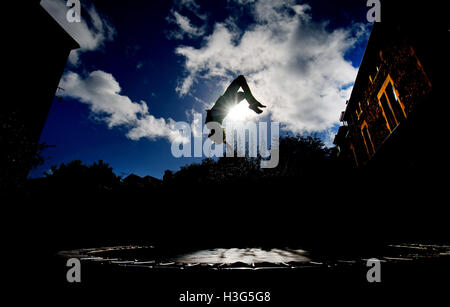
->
[350,143,358,167]
[379,93,397,130]
[377,75,406,132]
[356,102,363,120]
[369,51,383,83]
[385,81,406,122]
[361,121,375,157]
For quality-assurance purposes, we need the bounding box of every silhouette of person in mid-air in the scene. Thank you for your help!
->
[205,75,265,142]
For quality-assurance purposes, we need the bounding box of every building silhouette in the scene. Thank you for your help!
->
[1,1,79,192]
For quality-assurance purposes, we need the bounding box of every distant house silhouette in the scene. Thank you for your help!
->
[2,1,79,191]
[333,5,444,170]
[123,174,162,189]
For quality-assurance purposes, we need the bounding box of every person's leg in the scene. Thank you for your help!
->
[236,91,246,103]
[231,91,262,114]
[223,75,265,108]
[236,75,265,107]
[222,76,244,98]
[236,90,262,114]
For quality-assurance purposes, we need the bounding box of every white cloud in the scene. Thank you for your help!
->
[175,0,207,20]
[167,10,205,40]
[59,70,186,143]
[41,0,116,66]
[176,0,200,11]
[166,0,208,40]
[229,0,256,5]
[175,0,370,133]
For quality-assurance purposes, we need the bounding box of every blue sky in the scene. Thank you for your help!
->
[31,0,372,179]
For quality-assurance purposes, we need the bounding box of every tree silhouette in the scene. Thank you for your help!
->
[28,134,344,195]
[45,160,121,192]
[263,134,337,178]
[159,135,342,189]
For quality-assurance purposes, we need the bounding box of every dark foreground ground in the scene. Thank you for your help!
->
[8,167,449,304]
[51,244,449,305]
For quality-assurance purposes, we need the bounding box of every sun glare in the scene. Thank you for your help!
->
[226,102,252,122]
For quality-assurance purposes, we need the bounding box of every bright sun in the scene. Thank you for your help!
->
[226,102,251,122]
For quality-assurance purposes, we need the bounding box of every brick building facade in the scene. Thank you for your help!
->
[334,22,437,168]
